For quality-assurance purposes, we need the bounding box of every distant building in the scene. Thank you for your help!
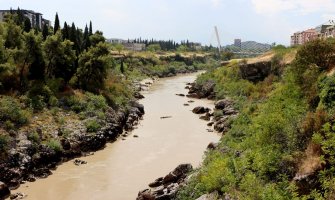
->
[291,29,318,46]
[189,42,202,50]
[290,20,335,46]
[122,43,146,51]
[234,39,242,48]
[0,9,50,29]
[225,40,271,54]
[107,38,146,51]
[107,38,126,44]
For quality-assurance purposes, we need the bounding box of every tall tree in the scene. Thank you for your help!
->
[62,22,69,40]
[82,24,91,50]
[42,32,76,81]
[16,7,25,26]
[54,12,60,34]
[4,19,23,49]
[89,21,93,36]
[21,31,45,85]
[42,24,49,40]
[75,42,110,93]
[23,18,31,32]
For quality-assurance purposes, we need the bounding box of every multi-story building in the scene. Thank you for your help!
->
[107,38,146,51]
[0,9,50,29]
[234,39,242,48]
[291,20,335,46]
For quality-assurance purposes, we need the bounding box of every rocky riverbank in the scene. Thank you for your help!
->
[187,80,238,134]
[0,99,145,199]
[136,79,238,200]
[136,164,193,200]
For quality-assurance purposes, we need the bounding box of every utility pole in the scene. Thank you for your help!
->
[214,26,222,53]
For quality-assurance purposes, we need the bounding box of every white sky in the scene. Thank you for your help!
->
[1,0,335,45]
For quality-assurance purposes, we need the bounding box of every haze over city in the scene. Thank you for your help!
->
[1,0,335,44]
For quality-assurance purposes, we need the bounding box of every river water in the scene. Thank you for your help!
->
[15,72,220,200]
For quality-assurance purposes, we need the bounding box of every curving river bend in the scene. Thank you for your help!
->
[14,72,220,200]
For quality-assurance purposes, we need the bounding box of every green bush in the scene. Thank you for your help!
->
[48,96,59,107]
[85,119,101,132]
[30,95,46,110]
[0,135,9,152]
[28,132,40,144]
[4,120,14,130]
[0,96,30,125]
[46,139,63,153]
[46,78,63,94]
[318,75,335,109]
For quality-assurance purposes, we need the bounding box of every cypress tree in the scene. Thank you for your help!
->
[62,22,69,40]
[120,59,125,74]
[23,18,32,32]
[89,21,93,36]
[54,12,60,34]
[16,7,25,26]
[83,24,90,50]
[42,24,49,40]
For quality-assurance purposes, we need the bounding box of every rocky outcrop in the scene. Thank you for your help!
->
[0,182,10,200]
[137,164,193,200]
[239,61,271,82]
[192,107,210,114]
[0,101,145,192]
[187,80,216,100]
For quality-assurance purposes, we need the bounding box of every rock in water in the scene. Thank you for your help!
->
[192,106,210,114]
[0,181,10,200]
[137,164,193,200]
[214,99,233,110]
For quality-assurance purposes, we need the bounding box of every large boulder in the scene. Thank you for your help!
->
[0,181,10,200]
[239,61,272,82]
[137,164,193,200]
[192,107,210,114]
[214,99,233,110]
[195,191,220,200]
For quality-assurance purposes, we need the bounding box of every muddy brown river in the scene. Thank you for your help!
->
[14,73,220,200]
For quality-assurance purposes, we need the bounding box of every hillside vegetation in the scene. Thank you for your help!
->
[0,11,216,191]
[177,39,335,199]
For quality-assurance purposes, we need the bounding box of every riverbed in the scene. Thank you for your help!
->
[14,72,220,200]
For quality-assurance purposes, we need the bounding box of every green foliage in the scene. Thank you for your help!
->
[54,13,60,34]
[4,120,15,130]
[28,131,41,144]
[23,31,45,82]
[221,51,234,61]
[295,38,335,71]
[43,32,76,81]
[178,56,311,199]
[28,81,53,110]
[177,45,188,52]
[89,31,105,47]
[310,122,335,199]
[147,44,161,52]
[64,92,107,119]
[3,19,23,49]
[85,119,101,132]
[0,96,30,125]
[46,138,63,153]
[0,135,9,152]
[75,42,111,93]
[318,75,335,110]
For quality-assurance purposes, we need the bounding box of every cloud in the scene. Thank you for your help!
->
[251,0,335,15]
[322,13,335,21]
[211,0,222,7]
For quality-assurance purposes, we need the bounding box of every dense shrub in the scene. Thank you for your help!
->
[0,134,9,152]
[0,96,30,125]
[85,119,101,132]
[46,139,63,153]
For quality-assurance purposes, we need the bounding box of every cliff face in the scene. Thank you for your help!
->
[239,61,272,82]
